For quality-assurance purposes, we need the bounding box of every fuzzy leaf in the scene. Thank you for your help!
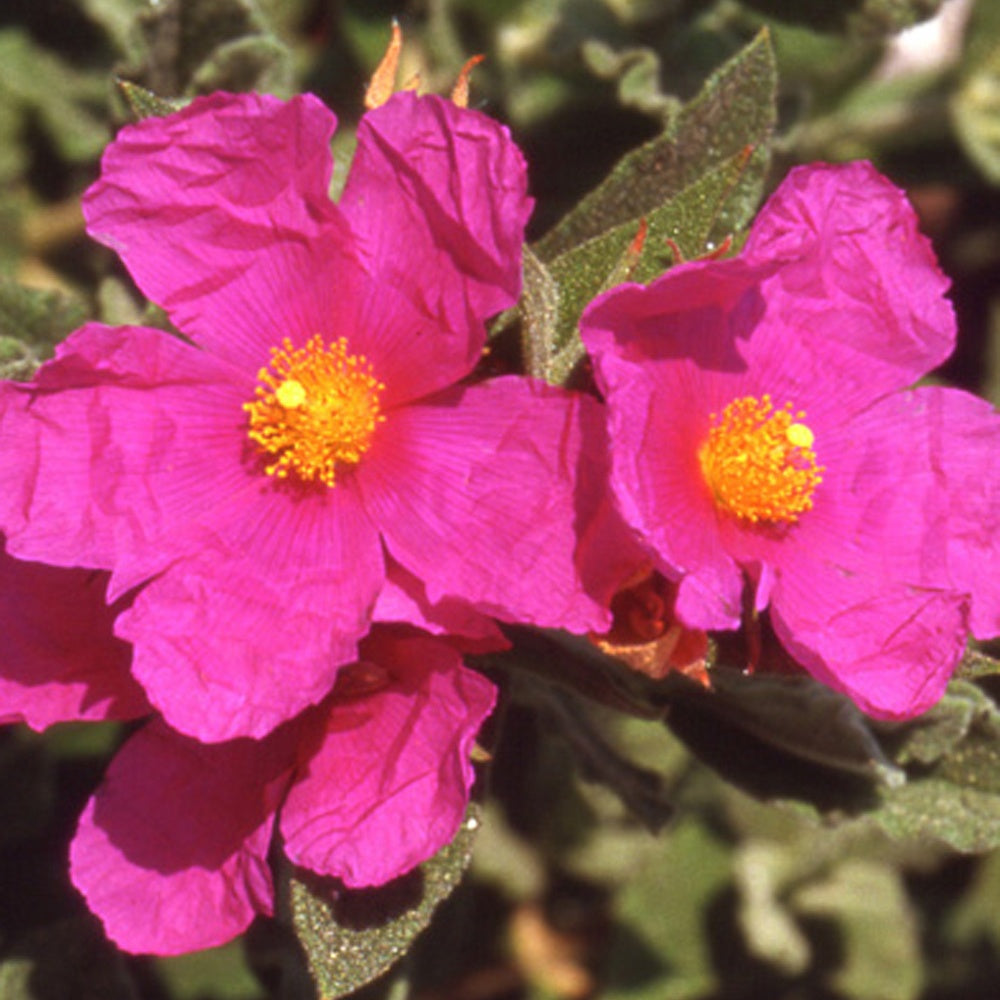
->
[539,146,754,379]
[865,682,1000,852]
[0,280,87,378]
[288,806,481,1000]
[116,80,183,120]
[534,28,776,260]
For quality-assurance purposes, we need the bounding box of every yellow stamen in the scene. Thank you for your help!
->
[698,394,823,524]
[244,335,384,488]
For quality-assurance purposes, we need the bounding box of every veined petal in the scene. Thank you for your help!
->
[358,378,609,633]
[0,323,251,593]
[70,720,296,955]
[83,92,359,372]
[341,92,531,383]
[281,630,496,888]
[742,161,956,413]
[772,570,968,719]
[117,483,384,743]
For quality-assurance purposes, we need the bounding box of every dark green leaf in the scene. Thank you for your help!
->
[535,28,776,260]
[666,668,906,797]
[0,918,137,1000]
[128,0,291,98]
[287,806,481,1000]
[738,0,944,35]
[539,146,754,380]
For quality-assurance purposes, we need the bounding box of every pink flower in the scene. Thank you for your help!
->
[0,90,608,743]
[0,543,495,953]
[69,626,495,955]
[581,161,1000,719]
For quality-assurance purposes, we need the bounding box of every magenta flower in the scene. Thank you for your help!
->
[0,90,608,743]
[69,626,495,954]
[582,161,1000,719]
[0,540,495,953]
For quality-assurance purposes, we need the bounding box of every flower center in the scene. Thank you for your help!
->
[698,394,822,524]
[244,335,384,487]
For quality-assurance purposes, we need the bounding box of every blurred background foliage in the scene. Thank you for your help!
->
[4,0,1000,998]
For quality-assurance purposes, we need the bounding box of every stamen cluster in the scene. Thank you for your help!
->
[244,334,385,487]
[698,394,823,524]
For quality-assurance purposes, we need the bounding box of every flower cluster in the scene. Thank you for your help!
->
[0,87,613,953]
[1,77,998,959]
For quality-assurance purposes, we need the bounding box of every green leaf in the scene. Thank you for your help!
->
[0,279,87,378]
[524,29,776,383]
[534,28,776,260]
[955,645,1000,681]
[793,861,922,1000]
[0,29,108,165]
[601,817,731,1000]
[0,918,137,1000]
[116,80,183,120]
[538,147,754,380]
[155,940,264,1000]
[865,681,1000,852]
[519,245,561,381]
[128,0,291,98]
[953,42,1000,184]
[666,667,906,797]
[287,806,481,1000]
[738,0,944,35]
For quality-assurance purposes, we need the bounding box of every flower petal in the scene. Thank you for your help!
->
[0,323,251,593]
[280,630,496,887]
[772,570,968,719]
[70,720,296,955]
[358,378,609,633]
[117,483,384,743]
[779,386,1000,641]
[341,92,531,389]
[83,92,359,372]
[0,539,147,728]
[742,161,956,413]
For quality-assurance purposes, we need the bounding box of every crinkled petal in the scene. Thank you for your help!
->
[341,92,531,391]
[776,386,1000,641]
[0,323,251,593]
[117,483,384,742]
[83,92,361,372]
[0,539,147,728]
[772,568,968,719]
[358,378,609,633]
[70,719,296,955]
[741,161,956,414]
[280,630,496,887]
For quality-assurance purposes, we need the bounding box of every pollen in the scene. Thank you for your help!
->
[698,394,823,524]
[244,334,385,487]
